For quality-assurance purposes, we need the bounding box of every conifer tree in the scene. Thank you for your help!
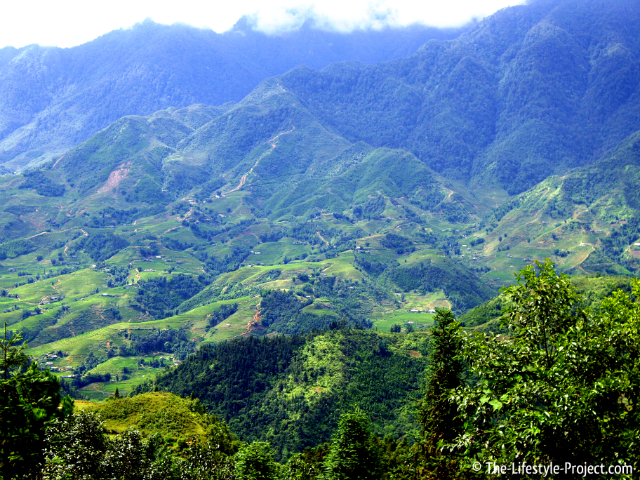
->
[417,309,464,479]
[323,408,383,480]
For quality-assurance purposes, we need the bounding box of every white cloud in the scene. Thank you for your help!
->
[0,0,526,49]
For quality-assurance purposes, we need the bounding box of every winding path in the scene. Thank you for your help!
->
[231,303,262,339]
[317,232,330,247]
[224,125,295,195]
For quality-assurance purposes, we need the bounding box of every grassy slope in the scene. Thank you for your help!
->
[0,64,637,404]
[76,392,227,444]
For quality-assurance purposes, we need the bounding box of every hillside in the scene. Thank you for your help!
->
[0,20,462,171]
[277,0,640,194]
[1,0,640,450]
[134,329,429,460]
[465,130,640,282]
[77,392,236,447]
[0,79,493,398]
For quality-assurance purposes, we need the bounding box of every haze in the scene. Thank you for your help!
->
[1,0,526,49]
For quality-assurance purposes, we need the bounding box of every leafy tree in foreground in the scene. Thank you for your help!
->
[234,441,277,480]
[42,411,110,479]
[450,260,640,476]
[43,411,237,480]
[0,325,73,478]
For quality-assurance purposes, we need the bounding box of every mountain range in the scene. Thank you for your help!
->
[1,0,640,456]
[0,18,462,171]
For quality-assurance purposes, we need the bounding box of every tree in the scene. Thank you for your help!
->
[323,408,383,480]
[450,260,640,472]
[43,411,109,478]
[1,325,73,477]
[103,429,148,480]
[1,323,28,380]
[417,309,464,479]
[234,441,277,480]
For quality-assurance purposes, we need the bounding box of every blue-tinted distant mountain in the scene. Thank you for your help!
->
[0,19,464,170]
[277,0,640,194]
[5,0,640,198]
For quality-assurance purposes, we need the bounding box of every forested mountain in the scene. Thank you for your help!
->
[2,0,640,476]
[1,0,639,373]
[135,329,429,460]
[277,0,640,194]
[0,19,462,171]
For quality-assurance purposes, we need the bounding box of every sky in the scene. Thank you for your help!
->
[0,0,527,49]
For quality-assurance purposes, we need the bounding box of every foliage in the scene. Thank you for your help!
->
[259,279,375,334]
[380,234,413,253]
[42,394,242,479]
[136,274,205,319]
[323,408,383,480]
[234,442,277,480]
[119,326,196,359]
[81,392,238,450]
[384,258,495,313]
[417,309,464,479]
[0,239,37,260]
[134,330,427,460]
[208,303,239,328]
[19,171,65,197]
[601,217,640,272]
[80,232,129,262]
[0,326,73,478]
[259,290,314,332]
[42,411,111,479]
[204,246,251,278]
[450,260,640,474]
[457,297,503,328]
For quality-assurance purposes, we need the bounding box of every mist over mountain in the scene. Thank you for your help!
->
[3,1,640,470]
[277,0,640,194]
[0,19,463,171]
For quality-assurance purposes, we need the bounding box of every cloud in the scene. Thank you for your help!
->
[0,0,526,48]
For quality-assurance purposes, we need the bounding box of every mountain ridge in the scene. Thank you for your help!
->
[276,0,640,194]
[0,19,464,171]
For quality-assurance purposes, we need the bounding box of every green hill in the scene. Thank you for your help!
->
[134,329,429,460]
[0,20,460,171]
[472,130,640,279]
[77,392,234,445]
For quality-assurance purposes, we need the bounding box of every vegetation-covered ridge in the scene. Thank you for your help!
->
[0,66,498,400]
[3,55,640,401]
[0,19,462,171]
[3,261,639,478]
[134,328,429,460]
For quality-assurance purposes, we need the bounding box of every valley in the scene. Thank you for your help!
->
[2,0,640,476]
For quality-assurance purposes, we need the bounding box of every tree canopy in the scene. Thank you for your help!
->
[450,260,640,474]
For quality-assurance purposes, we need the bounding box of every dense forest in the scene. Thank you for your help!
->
[3,262,639,478]
[2,0,640,478]
[133,327,428,459]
